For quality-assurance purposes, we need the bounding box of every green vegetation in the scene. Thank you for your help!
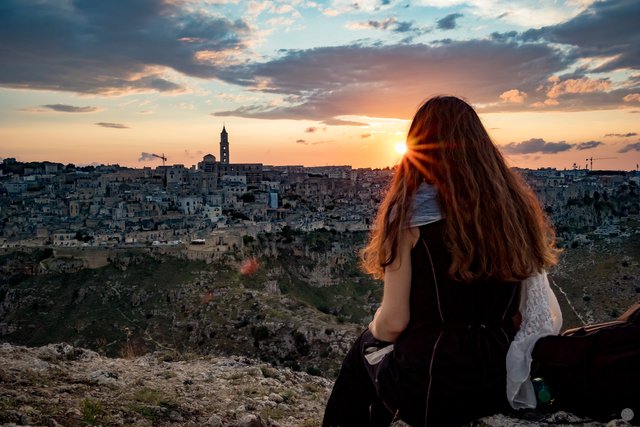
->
[0,229,379,376]
[80,398,102,425]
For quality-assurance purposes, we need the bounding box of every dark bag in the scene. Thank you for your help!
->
[531,302,640,423]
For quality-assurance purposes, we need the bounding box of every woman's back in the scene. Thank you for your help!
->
[376,221,521,426]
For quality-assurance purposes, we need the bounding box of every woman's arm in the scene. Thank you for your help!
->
[369,227,419,342]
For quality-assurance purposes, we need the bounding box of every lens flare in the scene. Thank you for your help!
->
[240,258,260,276]
[394,142,407,155]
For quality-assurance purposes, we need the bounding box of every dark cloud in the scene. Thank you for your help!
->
[305,127,319,133]
[501,138,574,155]
[605,132,637,137]
[95,122,129,129]
[41,104,99,113]
[436,13,463,30]
[296,139,307,144]
[0,0,249,94]
[214,40,568,122]
[350,18,427,36]
[618,142,640,153]
[139,152,157,161]
[520,0,640,72]
[490,31,518,42]
[575,140,603,150]
[361,18,397,30]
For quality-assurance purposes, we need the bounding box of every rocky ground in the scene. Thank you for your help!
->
[0,343,633,427]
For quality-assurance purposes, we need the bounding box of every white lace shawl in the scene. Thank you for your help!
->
[506,271,563,409]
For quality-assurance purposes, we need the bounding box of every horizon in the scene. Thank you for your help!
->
[4,155,639,173]
[1,0,639,171]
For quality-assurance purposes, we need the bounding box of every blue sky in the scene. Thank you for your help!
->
[0,0,639,169]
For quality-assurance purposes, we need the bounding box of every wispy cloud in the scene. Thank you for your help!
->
[545,77,611,99]
[575,140,603,150]
[347,17,428,36]
[361,133,371,138]
[44,104,99,113]
[139,152,157,161]
[19,104,101,113]
[501,138,573,155]
[95,122,129,129]
[604,132,637,137]
[321,118,369,126]
[296,139,307,144]
[618,142,640,153]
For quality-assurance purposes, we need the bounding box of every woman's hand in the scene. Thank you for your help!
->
[369,227,419,342]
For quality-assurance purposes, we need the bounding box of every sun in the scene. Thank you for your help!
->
[394,142,407,155]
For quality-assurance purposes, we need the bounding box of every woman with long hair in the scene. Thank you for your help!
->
[323,96,562,426]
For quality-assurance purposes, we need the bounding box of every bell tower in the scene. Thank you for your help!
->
[220,125,229,164]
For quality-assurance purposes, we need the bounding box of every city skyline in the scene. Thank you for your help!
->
[1,0,639,171]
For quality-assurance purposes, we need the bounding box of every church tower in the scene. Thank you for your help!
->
[220,125,229,164]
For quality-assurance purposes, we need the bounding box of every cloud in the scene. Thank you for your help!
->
[139,152,157,161]
[604,132,637,137]
[19,104,100,113]
[296,139,307,144]
[624,93,640,103]
[40,104,99,113]
[214,40,569,122]
[348,18,397,31]
[305,127,319,133]
[618,142,640,153]
[347,18,427,36]
[417,0,595,27]
[95,122,129,129]
[321,118,369,126]
[361,133,371,138]
[501,138,573,155]
[546,77,611,99]
[575,140,603,150]
[0,0,249,94]
[521,0,640,73]
[436,13,463,30]
[499,89,527,104]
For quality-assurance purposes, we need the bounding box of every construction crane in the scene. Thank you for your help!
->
[585,157,617,171]
[152,153,167,166]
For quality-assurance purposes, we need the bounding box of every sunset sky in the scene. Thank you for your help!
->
[1,0,639,170]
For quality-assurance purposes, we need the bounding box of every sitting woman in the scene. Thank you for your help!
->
[323,96,562,426]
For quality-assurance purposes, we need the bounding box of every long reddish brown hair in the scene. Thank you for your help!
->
[362,96,558,282]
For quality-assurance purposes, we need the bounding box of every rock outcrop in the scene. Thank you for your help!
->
[0,343,631,427]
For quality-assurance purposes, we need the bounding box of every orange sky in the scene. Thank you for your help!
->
[1,0,638,170]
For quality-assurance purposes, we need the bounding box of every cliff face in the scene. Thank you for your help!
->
[0,255,363,378]
[0,343,623,427]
